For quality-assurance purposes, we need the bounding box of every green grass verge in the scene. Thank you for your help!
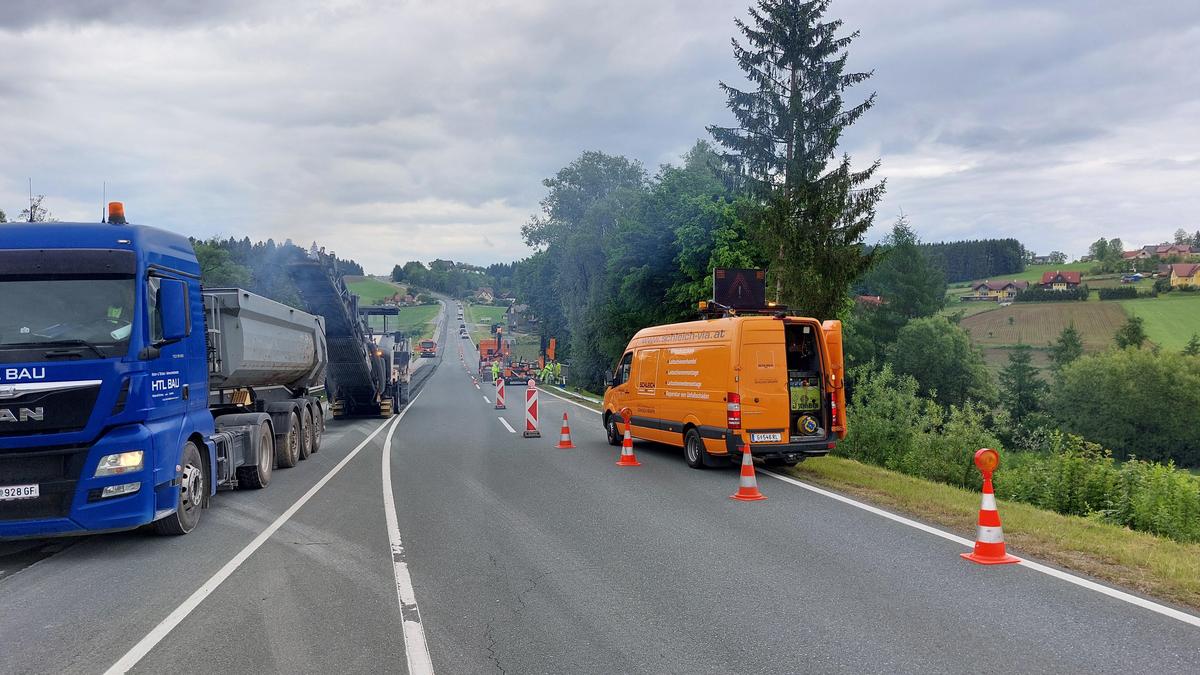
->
[1118,293,1200,350]
[787,456,1200,611]
[465,303,507,327]
[345,276,406,304]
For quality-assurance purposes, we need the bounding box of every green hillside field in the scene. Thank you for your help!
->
[1119,293,1200,350]
[345,276,407,304]
[366,304,441,340]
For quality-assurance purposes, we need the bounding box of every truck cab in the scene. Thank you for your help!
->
[0,221,212,537]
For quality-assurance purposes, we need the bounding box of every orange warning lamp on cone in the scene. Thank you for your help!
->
[962,448,1019,565]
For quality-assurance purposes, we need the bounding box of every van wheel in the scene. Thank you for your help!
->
[605,415,621,446]
[684,428,707,470]
[154,442,206,535]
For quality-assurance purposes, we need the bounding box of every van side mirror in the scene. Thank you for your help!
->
[604,371,614,388]
[159,279,190,342]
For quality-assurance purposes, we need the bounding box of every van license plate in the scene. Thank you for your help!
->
[0,484,39,501]
[750,433,782,443]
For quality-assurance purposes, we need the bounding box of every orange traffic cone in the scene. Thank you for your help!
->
[730,446,766,501]
[556,413,575,449]
[616,418,640,466]
[962,448,1019,565]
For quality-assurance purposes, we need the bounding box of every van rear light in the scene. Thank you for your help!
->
[727,392,741,429]
[828,393,842,431]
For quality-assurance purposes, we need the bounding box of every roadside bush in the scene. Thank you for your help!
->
[844,364,1200,542]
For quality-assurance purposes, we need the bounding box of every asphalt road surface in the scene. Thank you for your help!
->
[2,314,1199,674]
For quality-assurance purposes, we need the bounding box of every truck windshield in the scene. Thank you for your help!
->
[0,276,136,361]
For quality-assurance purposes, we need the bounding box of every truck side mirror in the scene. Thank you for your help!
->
[159,279,190,342]
[603,371,614,388]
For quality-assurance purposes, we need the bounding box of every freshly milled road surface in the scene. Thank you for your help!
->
[2,314,1198,674]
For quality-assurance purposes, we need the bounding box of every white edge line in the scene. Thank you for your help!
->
[497,417,516,434]
[544,384,603,405]
[104,415,399,674]
[381,391,435,675]
[762,469,1200,629]
[539,386,602,415]
[482,396,490,404]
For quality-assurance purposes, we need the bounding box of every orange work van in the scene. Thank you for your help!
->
[601,315,846,468]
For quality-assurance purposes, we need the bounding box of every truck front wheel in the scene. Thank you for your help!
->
[154,441,206,535]
[277,412,300,468]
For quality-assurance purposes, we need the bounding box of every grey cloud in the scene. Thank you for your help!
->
[2,0,1199,271]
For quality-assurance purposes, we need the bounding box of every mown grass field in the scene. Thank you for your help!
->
[465,303,507,326]
[960,301,1126,350]
[1119,293,1200,350]
[345,276,407,304]
[365,304,440,340]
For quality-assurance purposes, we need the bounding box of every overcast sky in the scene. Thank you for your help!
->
[1,0,1198,273]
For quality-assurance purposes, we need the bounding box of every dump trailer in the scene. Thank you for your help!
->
[289,256,396,418]
[0,209,328,538]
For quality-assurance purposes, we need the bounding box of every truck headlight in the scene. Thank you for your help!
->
[95,450,143,477]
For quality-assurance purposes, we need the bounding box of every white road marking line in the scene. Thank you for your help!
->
[498,417,516,434]
[103,416,398,675]
[762,469,1200,628]
[482,395,491,404]
[381,392,435,675]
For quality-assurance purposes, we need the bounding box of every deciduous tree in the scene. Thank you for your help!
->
[887,316,995,408]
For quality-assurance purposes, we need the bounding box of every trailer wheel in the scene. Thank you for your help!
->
[309,403,323,454]
[237,422,274,489]
[277,411,301,468]
[683,428,708,470]
[298,405,314,461]
[154,441,206,535]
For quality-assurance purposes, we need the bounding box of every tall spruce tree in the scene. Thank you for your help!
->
[709,0,883,319]
[999,343,1045,422]
[1049,323,1084,371]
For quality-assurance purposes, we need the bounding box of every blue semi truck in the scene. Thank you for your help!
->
[0,204,330,538]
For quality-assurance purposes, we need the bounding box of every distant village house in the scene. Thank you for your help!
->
[1040,271,1081,291]
[963,280,1028,302]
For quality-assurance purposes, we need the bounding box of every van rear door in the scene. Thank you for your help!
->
[739,321,790,445]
